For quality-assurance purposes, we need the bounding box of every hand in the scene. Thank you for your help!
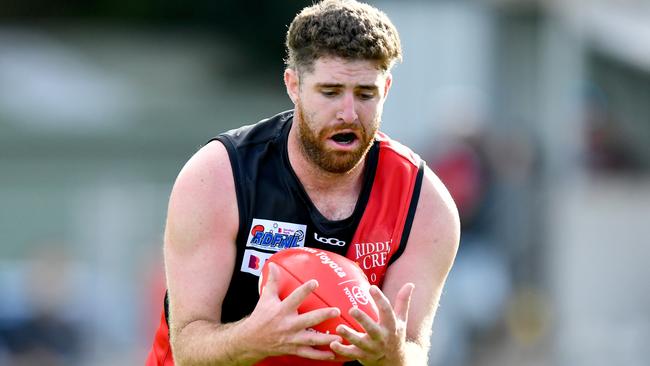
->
[330,283,415,366]
[243,262,343,361]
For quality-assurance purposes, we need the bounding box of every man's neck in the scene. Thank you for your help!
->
[287,124,366,220]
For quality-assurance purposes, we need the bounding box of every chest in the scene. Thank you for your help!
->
[309,190,359,221]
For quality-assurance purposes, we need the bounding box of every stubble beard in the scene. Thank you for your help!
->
[296,102,378,174]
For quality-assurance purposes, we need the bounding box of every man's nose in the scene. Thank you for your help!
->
[337,92,358,123]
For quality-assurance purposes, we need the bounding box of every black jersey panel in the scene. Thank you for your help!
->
[212,110,378,323]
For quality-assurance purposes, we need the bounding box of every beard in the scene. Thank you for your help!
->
[296,102,379,174]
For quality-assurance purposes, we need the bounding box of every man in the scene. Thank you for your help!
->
[147,1,459,365]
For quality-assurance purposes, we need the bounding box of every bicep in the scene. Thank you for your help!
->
[164,140,239,333]
[381,167,460,345]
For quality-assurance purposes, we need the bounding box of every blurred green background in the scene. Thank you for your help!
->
[1,0,649,365]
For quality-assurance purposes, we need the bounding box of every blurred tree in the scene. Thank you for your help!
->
[1,0,313,77]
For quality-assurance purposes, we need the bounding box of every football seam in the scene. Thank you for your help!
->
[275,261,359,332]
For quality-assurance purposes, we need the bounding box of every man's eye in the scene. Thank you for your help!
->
[321,90,338,97]
[359,93,375,100]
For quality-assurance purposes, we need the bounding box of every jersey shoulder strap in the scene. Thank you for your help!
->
[346,132,424,286]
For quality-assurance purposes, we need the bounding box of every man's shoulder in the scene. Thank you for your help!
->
[214,110,294,149]
[375,131,422,169]
[375,131,459,241]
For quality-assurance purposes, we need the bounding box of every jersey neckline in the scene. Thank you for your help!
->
[280,113,379,232]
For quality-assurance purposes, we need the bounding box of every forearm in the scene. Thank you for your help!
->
[378,340,428,366]
[171,317,262,366]
[400,340,429,366]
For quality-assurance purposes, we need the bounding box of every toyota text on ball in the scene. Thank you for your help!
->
[315,251,347,278]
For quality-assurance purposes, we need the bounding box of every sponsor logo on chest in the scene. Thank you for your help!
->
[240,249,274,276]
[350,240,393,283]
[246,218,307,251]
[314,232,346,246]
[241,218,307,276]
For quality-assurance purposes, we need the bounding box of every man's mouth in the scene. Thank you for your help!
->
[330,132,358,145]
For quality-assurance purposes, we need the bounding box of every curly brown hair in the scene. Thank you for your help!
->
[286,0,402,74]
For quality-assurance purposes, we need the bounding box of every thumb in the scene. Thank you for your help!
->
[394,283,414,323]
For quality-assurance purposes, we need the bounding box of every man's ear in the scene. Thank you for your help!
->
[284,68,300,104]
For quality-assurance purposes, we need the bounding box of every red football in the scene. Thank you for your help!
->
[257,247,379,365]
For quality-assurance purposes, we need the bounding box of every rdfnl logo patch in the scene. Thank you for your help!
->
[246,218,306,251]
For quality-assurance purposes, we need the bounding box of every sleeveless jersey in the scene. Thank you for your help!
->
[146,110,424,366]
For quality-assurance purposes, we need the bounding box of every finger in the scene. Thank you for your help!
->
[370,285,397,331]
[393,283,414,322]
[336,323,378,353]
[296,307,341,329]
[336,323,365,344]
[349,307,382,340]
[329,340,365,360]
[298,328,342,346]
[261,262,280,298]
[283,279,319,310]
[294,346,337,361]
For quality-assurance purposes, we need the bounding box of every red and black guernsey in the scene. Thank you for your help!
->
[146,110,424,366]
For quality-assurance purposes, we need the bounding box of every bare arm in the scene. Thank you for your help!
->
[381,166,460,364]
[165,141,342,365]
[331,166,460,365]
[164,140,249,365]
